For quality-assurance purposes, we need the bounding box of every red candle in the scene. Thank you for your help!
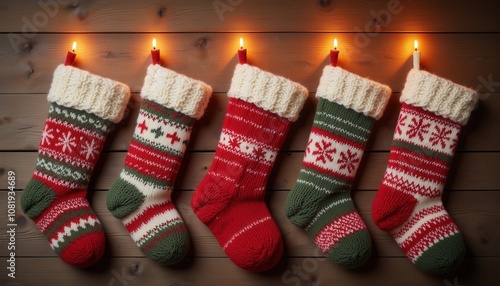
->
[65,41,77,66]
[330,38,339,67]
[151,38,160,65]
[238,37,247,64]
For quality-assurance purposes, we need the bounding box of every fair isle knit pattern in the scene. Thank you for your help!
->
[285,66,391,268]
[372,69,478,274]
[193,98,292,272]
[192,64,308,272]
[107,100,195,264]
[21,103,113,267]
[107,64,212,265]
[372,103,465,274]
[286,99,375,268]
[21,66,130,268]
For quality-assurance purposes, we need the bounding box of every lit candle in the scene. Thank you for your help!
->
[238,37,247,64]
[151,38,160,65]
[413,40,420,70]
[64,41,77,66]
[330,38,339,67]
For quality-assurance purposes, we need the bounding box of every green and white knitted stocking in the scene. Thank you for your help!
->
[107,65,212,264]
[21,65,130,267]
[285,66,391,268]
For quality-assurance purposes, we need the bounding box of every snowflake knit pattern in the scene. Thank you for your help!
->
[285,66,391,268]
[372,69,478,274]
[107,65,212,264]
[21,65,130,267]
[192,64,308,272]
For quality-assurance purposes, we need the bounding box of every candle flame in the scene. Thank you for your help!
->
[152,38,157,50]
[240,37,244,50]
[72,41,77,53]
[414,40,418,51]
[333,38,338,50]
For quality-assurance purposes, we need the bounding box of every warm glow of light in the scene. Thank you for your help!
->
[240,37,244,50]
[152,38,157,50]
[72,41,77,53]
[334,38,338,50]
[414,40,418,51]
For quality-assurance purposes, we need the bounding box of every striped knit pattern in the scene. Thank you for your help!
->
[285,98,373,268]
[107,99,193,264]
[192,98,290,272]
[372,103,465,274]
[21,103,110,267]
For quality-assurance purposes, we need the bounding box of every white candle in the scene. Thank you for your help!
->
[413,40,420,70]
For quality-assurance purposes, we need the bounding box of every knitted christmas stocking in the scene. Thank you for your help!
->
[107,65,212,264]
[285,66,391,268]
[192,64,308,272]
[20,65,130,267]
[372,69,477,274]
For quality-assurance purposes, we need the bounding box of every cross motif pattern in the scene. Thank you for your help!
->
[150,126,164,139]
[166,132,181,145]
[138,120,149,134]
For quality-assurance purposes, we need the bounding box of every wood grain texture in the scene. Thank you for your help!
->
[1,151,499,191]
[1,191,499,259]
[1,0,499,284]
[1,257,499,286]
[1,93,498,151]
[1,0,499,33]
[1,33,499,93]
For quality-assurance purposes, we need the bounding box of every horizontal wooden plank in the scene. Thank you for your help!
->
[1,33,499,93]
[1,93,498,151]
[1,152,499,190]
[1,0,499,33]
[1,190,498,259]
[0,257,498,286]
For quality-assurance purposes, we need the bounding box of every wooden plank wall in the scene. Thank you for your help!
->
[1,0,499,285]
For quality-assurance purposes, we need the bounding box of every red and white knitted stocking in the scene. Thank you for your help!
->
[192,64,308,272]
[372,69,478,274]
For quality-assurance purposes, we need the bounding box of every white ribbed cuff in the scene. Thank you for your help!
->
[401,69,478,125]
[228,64,308,121]
[141,65,213,119]
[47,65,131,123]
[316,66,392,120]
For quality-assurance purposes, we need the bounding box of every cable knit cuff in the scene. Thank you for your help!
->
[316,66,392,120]
[401,69,478,125]
[228,64,308,121]
[141,65,213,119]
[47,65,131,123]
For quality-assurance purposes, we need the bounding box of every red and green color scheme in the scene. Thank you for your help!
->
[372,69,478,274]
[285,66,391,268]
[192,64,308,272]
[21,65,130,267]
[107,64,212,264]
